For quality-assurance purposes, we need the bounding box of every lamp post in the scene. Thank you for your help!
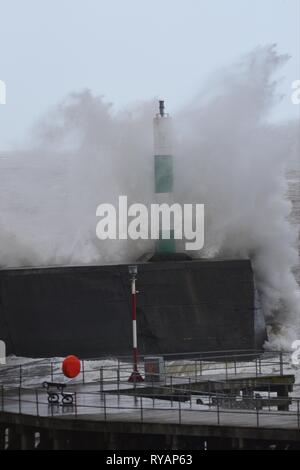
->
[128,265,144,383]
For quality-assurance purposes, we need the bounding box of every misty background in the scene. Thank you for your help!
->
[0,1,299,348]
[0,0,299,146]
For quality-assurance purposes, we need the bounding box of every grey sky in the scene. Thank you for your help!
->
[0,0,299,149]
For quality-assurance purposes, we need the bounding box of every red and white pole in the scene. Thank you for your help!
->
[128,266,144,382]
[132,276,138,372]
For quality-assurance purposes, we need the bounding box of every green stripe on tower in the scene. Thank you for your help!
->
[157,230,176,253]
[155,155,173,193]
[155,154,175,252]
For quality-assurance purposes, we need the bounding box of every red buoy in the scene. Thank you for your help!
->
[62,355,81,378]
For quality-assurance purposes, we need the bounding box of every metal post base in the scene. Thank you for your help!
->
[128,371,144,383]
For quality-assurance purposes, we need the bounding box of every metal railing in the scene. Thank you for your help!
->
[0,384,299,429]
[0,350,291,389]
[0,349,297,430]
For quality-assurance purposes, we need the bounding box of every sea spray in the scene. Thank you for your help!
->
[0,45,298,347]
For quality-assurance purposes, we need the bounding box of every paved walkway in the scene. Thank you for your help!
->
[1,387,300,431]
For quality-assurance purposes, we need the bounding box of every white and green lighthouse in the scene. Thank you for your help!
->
[153,100,176,253]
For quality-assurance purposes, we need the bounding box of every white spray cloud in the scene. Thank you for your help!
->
[174,45,299,346]
[0,45,299,346]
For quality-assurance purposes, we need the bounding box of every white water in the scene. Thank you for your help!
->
[0,45,299,346]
